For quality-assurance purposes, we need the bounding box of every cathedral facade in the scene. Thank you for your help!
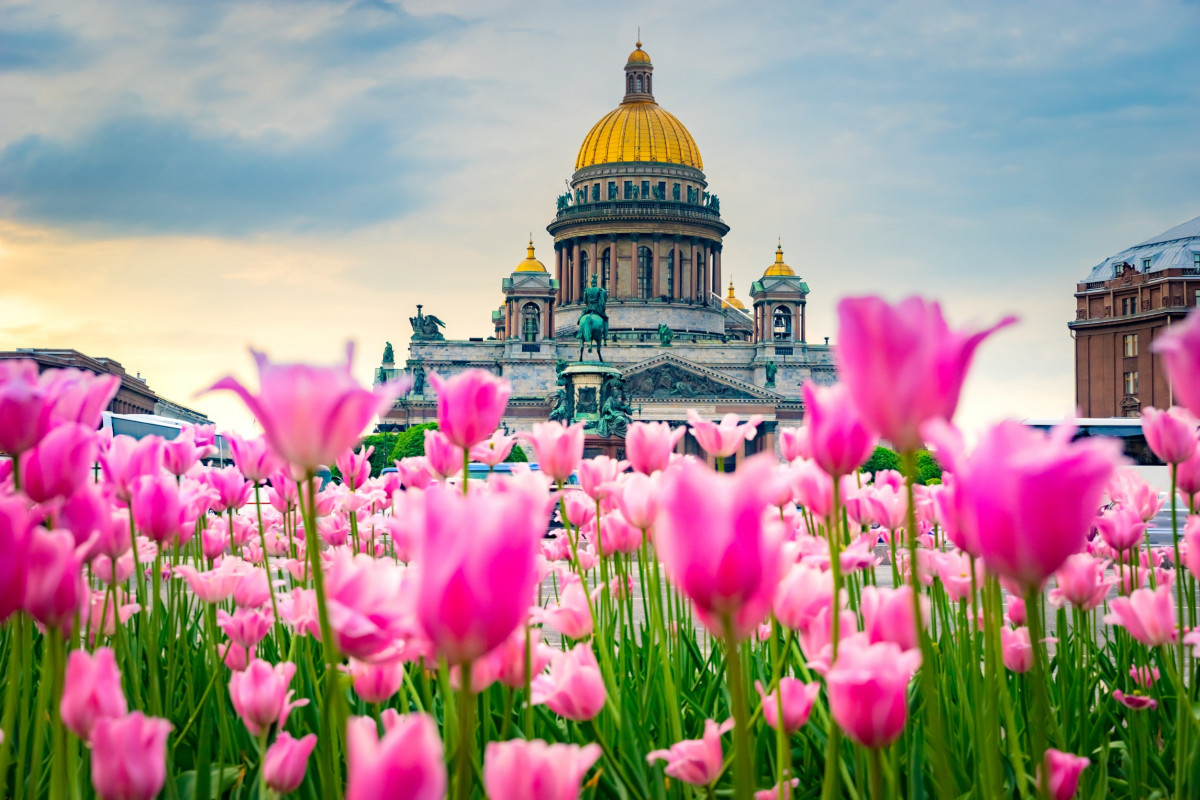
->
[377,43,835,465]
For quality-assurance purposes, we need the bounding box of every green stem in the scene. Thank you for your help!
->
[455,661,476,800]
[0,616,25,800]
[253,484,286,648]
[868,746,884,800]
[723,624,754,800]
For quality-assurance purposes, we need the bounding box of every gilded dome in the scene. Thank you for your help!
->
[576,102,703,171]
[722,280,746,310]
[764,241,796,276]
[627,41,651,64]
[515,239,547,273]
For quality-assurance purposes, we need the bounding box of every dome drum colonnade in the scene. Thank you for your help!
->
[547,42,730,338]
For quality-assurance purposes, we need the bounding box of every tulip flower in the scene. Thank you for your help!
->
[1006,596,1028,626]
[613,472,660,530]
[836,296,1016,451]
[0,358,52,455]
[209,344,408,471]
[788,459,833,519]
[537,573,593,640]
[1041,749,1088,800]
[130,474,199,546]
[347,658,406,703]
[174,558,253,604]
[470,431,517,468]
[625,421,686,475]
[207,466,252,512]
[577,454,626,499]
[422,430,465,480]
[345,711,446,800]
[161,426,213,477]
[1000,626,1033,673]
[227,433,286,484]
[1094,505,1148,554]
[1142,406,1198,465]
[524,422,585,482]
[773,562,834,633]
[336,445,375,490]
[426,369,511,450]
[928,420,1120,590]
[778,425,810,462]
[531,644,606,721]
[756,780,800,800]
[591,511,641,556]
[1049,554,1113,611]
[90,712,172,800]
[755,678,820,734]
[263,732,318,794]
[1104,585,1177,646]
[82,589,140,645]
[1184,516,1200,579]
[492,627,555,689]
[42,368,120,429]
[483,739,601,800]
[645,719,733,785]
[1112,690,1157,711]
[1130,664,1159,687]
[19,422,97,504]
[825,637,921,748]
[0,495,32,623]
[686,411,762,459]
[216,607,274,648]
[861,585,925,652]
[1152,309,1200,416]
[414,483,546,663]
[655,455,785,639]
[320,550,409,661]
[60,647,128,743]
[228,658,306,736]
[1108,469,1163,522]
[24,528,87,635]
[803,382,877,477]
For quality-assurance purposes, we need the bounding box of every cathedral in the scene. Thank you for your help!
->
[377,42,835,465]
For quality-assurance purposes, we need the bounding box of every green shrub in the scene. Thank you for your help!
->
[860,445,901,475]
[388,422,439,463]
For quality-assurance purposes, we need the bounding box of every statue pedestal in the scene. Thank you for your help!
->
[563,364,620,425]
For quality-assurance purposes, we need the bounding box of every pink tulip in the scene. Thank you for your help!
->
[414,482,546,664]
[263,732,317,794]
[613,472,660,530]
[928,420,1119,590]
[216,607,273,648]
[345,710,446,800]
[525,422,585,482]
[1049,554,1113,611]
[1000,626,1033,673]
[825,637,920,748]
[774,561,834,633]
[483,739,601,800]
[228,658,306,736]
[1152,309,1200,416]
[932,549,982,602]
[422,430,465,480]
[100,435,165,503]
[492,627,555,689]
[207,466,252,512]
[162,426,213,477]
[1104,585,1177,646]
[0,495,32,623]
[1176,441,1200,504]
[538,573,593,640]
[209,344,407,471]
[90,712,172,800]
[625,421,686,475]
[803,382,877,477]
[531,644,606,721]
[174,558,251,603]
[58,485,111,556]
[336,445,375,490]
[645,719,733,785]
[836,296,1016,451]
[130,474,199,546]
[0,359,53,455]
[1006,596,1027,626]
[686,411,762,459]
[60,647,128,743]
[788,459,833,518]
[592,511,641,556]
[470,432,517,468]
[227,433,286,484]
[395,457,434,490]
[427,369,511,450]
[755,678,820,734]
[1108,469,1163,521]
[83,589,140,645]
[1184,516,1200,579]
[1094,505,1146,554]
[756,780,800,800]
[778,425,810,462]
[347,658,406,703]
[560,491,595,529]
[19,423,97,504]
[42,368,120,428]
[577,455,626,499]
[861,585,925,652]
[655,455,785,639]
[1041,749,1088,800]
[1142,406,1198,465]
[1112,690,1157,711]
[24,528,87,634]
[320,550,408,661]
[1130,664,1159,687]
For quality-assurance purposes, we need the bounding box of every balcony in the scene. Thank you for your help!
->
[547,199,728,233]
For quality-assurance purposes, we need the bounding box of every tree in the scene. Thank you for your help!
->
[389,423,439,463]
[861,445,901,476]
[915,449,942,485]
[505,443,529,463]
[360,433,401,476]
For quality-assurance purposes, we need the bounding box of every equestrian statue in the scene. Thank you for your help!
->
[577,274,609,362]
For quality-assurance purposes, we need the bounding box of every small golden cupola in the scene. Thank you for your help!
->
[722,279,746,310]
[515,238,548,273]
[764,239,796,277]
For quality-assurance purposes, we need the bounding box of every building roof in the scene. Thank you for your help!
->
[1081,214,1200,283]
[764,241,796,276]
[514,239,548,273]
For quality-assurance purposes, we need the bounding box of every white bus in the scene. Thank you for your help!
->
[99,412,232,466]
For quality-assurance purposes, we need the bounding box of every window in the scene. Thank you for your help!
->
[627,75,633,93]
[636,75,643,92]
[1124,370,1139,395]
[624,180,634,199]
[666,250,674,297]
[656,181,666,200]
[1123,333,1138,357]
[600,247,611,289]
[579,251,589,296]
[773,306,793,341]
[641,180,650,199]
[637,246,653,299]
[521,303,540,342]
[1194,252,1200,269]
[1121,297,1138,316]
[1142,258,1151,270]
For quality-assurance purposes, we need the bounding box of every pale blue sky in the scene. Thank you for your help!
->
[1,0,1197,433]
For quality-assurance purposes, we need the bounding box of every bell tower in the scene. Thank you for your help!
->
[624,41,654,101]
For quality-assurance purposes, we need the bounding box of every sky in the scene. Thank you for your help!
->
[1,0,1197,436]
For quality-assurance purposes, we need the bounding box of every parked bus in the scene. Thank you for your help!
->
[99,412,233,466]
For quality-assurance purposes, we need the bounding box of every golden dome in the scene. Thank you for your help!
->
[722,280,746,310]
[515,238,547,273]
[627,41,651,64]
[576,102,703,170]
[764,240,796,276]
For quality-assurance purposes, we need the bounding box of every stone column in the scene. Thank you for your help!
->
[714,246,723,298]
[555,244,564,305]
[699,243,708,302]
[651,234,661,298]
[672,236,680,301]
[608,233,618,295]
[572,239,581,303]
[800,299,807,343]
[589,236,598,288]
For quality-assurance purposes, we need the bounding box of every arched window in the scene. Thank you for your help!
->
[665,249,675,298]
[601,247,611,289]
[682,252,691,297]
[637,246,653,299]
[636,75,643,92]
[627,75,633,93]
[773,306,792,341]
[579,251,589,296]
[522,303,540,342]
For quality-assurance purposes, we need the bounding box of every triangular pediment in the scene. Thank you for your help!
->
[621,354,780,401]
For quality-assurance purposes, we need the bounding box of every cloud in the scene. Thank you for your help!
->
[0,115,422,235]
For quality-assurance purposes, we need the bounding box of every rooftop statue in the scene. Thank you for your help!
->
[409,305,446,341]
[382,341,394,364]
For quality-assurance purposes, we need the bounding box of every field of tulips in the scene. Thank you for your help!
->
[3,295,1200,800]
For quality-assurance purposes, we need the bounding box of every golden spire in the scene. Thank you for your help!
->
[764,240,796,277]
[515,236,547,273]
[722,278,746,310]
